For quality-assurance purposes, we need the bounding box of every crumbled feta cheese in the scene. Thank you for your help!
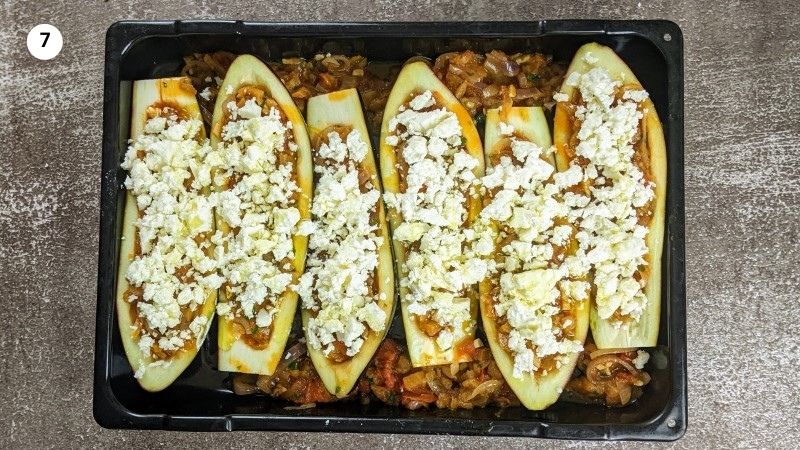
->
[565,71,581,87]
[216,301,231,317]
[553,92,569,103]
[476,130,589,378]
[385,135,399,146]
[499,121,515,136]
[199,87,212,101]
[384,91,485,350]
[209,97,302,326]
[633,349,650,369]
[623,89,649,103]
[568,64,656,324]
[408,89,435,110]
[121,114,219,358]
[299,129,387,358]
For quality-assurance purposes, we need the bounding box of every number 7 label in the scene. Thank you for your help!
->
[27,24,62,60]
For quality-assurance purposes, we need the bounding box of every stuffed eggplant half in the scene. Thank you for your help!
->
[553,43,667,348]
[116,77,219,391]
[210,55,313,375]
[299,88,395,397]
[379,61,486,367]
[477,106,590,410]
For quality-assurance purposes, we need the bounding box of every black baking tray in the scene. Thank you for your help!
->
[94,20,686,440]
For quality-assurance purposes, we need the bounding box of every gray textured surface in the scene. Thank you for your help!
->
[1,0,798,448]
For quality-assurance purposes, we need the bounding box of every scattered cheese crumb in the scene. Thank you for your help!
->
[298,129,387,358]
[199,87,212,101]
[121,114,220,359]
[499,121,515,136]
[633,350,650,369]
[553,92,569,103]
[383,91,485,350]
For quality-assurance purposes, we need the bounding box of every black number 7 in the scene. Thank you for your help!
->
[40,32,50,47]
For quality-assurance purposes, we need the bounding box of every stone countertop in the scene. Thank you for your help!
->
[1,1,798,448]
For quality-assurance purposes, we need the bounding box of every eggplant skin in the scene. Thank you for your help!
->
[302,88,395,397]
[479,106,588,410]
[115,77,216,392]
[211,55,313,375]
[378,61,485,367]
[553,43,666,348]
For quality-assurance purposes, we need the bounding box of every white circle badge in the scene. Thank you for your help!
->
[27,24,63,60]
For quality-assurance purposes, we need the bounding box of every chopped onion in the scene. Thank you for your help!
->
[462,380,502,402]
[585,354,639,383]
[589,347,637,359]
[232,374,259,395]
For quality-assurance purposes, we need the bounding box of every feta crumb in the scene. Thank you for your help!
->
[121,113,220,358]
[633,350,650,369]
[199,87,212,101]
[383,91,483,348]
[300,129,387,358]
[623,89,649,103]
[408,90,435,110]
[569,65,655,324]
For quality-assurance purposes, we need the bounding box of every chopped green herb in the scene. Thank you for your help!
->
[527,73,540,82]
[387,392,397,404]
[288,360,299,370]
[251,325,259,334]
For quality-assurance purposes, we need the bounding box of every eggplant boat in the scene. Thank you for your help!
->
[553,43,667,348]
[477,106,590,410]
[210,55,313,374]
[379,61,486,367]
[116,77,220,391]
[298,88,395,397]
